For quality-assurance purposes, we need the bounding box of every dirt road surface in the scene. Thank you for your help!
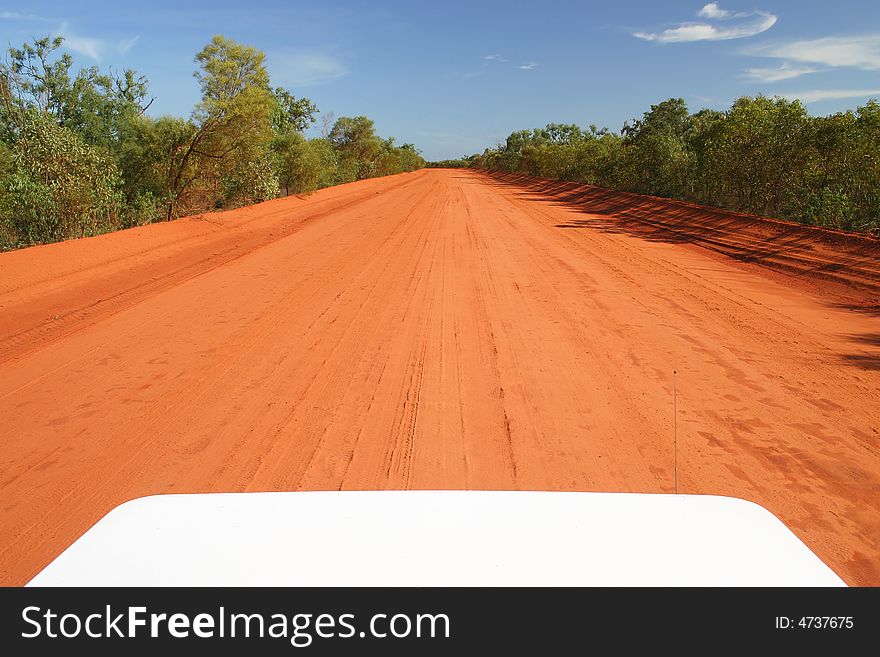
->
[1,169,878,585]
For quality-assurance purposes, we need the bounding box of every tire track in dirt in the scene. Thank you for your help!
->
[0,169,878,585]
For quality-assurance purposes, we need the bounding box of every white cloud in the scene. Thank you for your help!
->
[271,53,347,87]
[117,35,140,55]
[56,22,139,61]
[742,62,820,82]
[59,24,103,60]
[0,10,46,20]
[697,3,732,19]
[752,34,880,71]
[469,54,534,75]
[779,89,880,104]
[634,5,777,43]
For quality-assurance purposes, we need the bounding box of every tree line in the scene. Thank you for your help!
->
[454,97,880,234]
[0,35,425,249]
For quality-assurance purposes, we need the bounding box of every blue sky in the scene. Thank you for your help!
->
[2,1,880,160]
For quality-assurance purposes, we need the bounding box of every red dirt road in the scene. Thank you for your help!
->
[1,169,878,585]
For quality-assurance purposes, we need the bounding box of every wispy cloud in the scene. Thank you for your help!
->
[779,89,880,104]
[0,10,47,20]
[749,34,880,71]
[56,22,139,61]
[117,35,140,55]
[271,53,348,87]
[742,62,820,82]
[634,3,777,43]
[0,12,139,61]
[465,54,535,76]
[59,24,104,60]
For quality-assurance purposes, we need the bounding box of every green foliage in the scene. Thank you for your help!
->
[325,116,425,182]
[0,33,423,249]
[307,137,341,189]
[194,36,271,122]
[272,132,322,194]
[427,157,475,168]
[1,111,122,246]
[271,88,317,134]
[702,96,811,216]
[2,36,73,117]
[464,95,880,233]
[187,35,276,212]
[123,190,162,228]
[1,35,151,152]
[223,152,280,204]
[394,143,426,173]
[620,98,691,198]
[329,116,382,179]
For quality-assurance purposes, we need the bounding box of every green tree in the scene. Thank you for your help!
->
[684,108,726,204]
[308,137,340,188]
[2,110,122,246]
[0,33,424,249]
[466,94,879,233]
[271,87,317,134]
[162,35,276,218]
[395,143,425,172]
[329,116,382,180]
[272,132,324,194]
[706,96,811,216]
[0,36,151,149]
[620,98,692,198]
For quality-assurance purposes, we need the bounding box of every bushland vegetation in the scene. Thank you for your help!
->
[0,35,424,249]
[460,97,880,234]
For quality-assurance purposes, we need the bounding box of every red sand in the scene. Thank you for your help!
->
[1,169,878,585]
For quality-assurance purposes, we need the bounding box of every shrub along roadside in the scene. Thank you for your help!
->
[449,97,880,235]
[0,35,425,250]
